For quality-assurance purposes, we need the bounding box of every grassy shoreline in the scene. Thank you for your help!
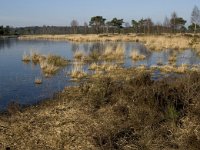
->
[0,68,200,149]
[0,35,19,39]
[18,34,200,52]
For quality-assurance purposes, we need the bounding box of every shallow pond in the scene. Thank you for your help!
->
[0,38,200,111]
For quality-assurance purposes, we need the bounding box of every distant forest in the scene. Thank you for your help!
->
[1,6,200,35]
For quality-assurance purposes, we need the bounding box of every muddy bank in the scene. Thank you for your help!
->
[0,69,200,149]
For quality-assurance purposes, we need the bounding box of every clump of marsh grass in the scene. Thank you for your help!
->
[157,64,188,73]
[39,54,68,75]
[130,50,146,61]
[176,64,188,73]
[70,62,87,80]
[168,54,177,63]
[40,62,59,75]
[46,54,68,67]
[135,65,147,71]
[159,65,175,72]
[31,52,42,64]
[89,62,99,70]
[103,45,115,60]
[88,50,101,61]
[89,62,120,72]
[104,64,119,71]
[34,77,42,84]
[22,52,68,76]
[115,44,125,59]
[191,65,200,72]
[74,50,85,60]
[103,44,125,60]
[104,45,113,56]
[22,52,31,62]
[39,55,66,75]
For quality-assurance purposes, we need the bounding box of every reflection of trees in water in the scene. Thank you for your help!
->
[138,44,151,55]
[125,43,131,51]
[0,39,16,50]
[71,43,79,52]
[189,50,199,65]
[134,43,152,60]
[89,43,104,55]
[178,50,199,65]
[83,43,90,53]
[162,51,169,63]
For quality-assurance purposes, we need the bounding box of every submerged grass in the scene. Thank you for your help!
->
[1,69,200,149]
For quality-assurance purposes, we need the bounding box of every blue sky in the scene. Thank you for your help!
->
[0,0,199,27]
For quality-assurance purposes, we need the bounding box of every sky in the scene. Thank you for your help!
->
[0,0,199,27]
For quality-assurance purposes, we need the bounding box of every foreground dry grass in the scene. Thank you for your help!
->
[0,68,200,150]
[19,34,200,51]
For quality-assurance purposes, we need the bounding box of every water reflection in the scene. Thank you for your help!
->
[0,39,16,50]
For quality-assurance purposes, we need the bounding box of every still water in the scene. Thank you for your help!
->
[0,38,200,110]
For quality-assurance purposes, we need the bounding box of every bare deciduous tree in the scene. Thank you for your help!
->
[171,12,177,33]
[191,5,200,33]
[163,16,171,33]
[84,22,88,34]
[71,20,79,34]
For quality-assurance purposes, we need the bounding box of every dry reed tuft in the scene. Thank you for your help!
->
[70,62,87,79]
[31,52,41,63]
[74,50,85,60]
[168,54,177,63]
[22,52,31,62]
[103,44,125,60]
[40,62,59,75]
[89,62,99,70]
[22,52,68,76]
[130,50,146,61]
[34,77,42,84]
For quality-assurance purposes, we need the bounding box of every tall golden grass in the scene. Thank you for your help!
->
[19,34,198,51]
[22,52,68,76]
[130,50,146,61]
[70,62,87,79]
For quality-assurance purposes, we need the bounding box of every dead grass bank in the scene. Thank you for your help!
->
[19,34,200,51]
[0,70,200,149]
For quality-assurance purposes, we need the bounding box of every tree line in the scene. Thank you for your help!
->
[1,6,200,36]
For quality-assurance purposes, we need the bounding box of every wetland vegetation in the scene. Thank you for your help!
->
[1,2,200,150]
[1,33,200,149]
[1,33,200,150]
